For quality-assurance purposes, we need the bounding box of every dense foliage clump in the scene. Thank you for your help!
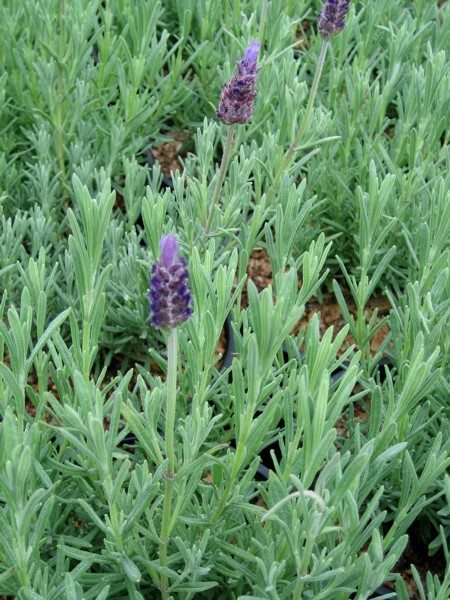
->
[0,1,449,598]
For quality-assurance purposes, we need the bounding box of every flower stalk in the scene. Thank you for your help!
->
[159,326,178,599]
[272,39,329,190]
[204,123,236,235]
[210,398,255,524]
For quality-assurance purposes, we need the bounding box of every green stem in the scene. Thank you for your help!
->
[356,302,370,368]
[109,503,124,553]
[165,328,178,475]
[210,405,254,524]
[55,0,67,202]
[17,532,29,587]
[103,475,123,552]
[159,327,178,598]
[210,448,240,524]
[81,291,92,382]
[259,0,268,47]
[204,124,236,235]
[82,319,90,381]
[272,39,329,191]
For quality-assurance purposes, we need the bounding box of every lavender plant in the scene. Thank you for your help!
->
[0,1,449,598]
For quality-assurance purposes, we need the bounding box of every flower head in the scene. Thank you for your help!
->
[318,0,351,40]
[148,235,193,329]
[217,40,261,125]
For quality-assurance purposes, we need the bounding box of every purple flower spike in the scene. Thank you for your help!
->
[148,235,193,330]
[318,0,351,40]
[217,40,261,125]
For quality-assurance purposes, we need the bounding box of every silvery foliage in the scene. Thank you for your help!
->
[0,0,449,598]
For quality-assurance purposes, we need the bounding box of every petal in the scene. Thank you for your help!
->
[244,40,260,70]
[160,235,180,267]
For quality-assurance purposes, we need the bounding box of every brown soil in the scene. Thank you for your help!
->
[245,247,391,355]
[152,131,187,176]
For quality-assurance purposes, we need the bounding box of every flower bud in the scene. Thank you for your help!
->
[148,235,193,329]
